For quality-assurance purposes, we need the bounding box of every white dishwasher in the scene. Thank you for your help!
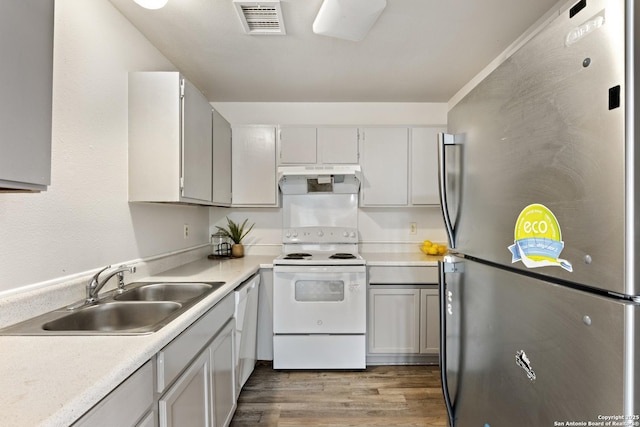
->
[234,273,260,397]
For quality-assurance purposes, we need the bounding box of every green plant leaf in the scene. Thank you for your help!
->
[216,217,255,244]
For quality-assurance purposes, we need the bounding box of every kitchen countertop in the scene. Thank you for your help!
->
[0,251,441,426]
[0,255,274,427]
[362,252,443,266]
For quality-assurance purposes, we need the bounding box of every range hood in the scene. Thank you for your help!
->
[277,165,362,194]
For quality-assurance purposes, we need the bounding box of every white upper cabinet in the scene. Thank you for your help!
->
[231,126,278,206]
[279,127,317,164]
[212,109,232,206]
[410,127,446,206]
[0,0,54,192]
[128,72,213,205]
[317,127,359,164]
[181,77,214,203]
[278,126,359,165]
[359,127,409,206]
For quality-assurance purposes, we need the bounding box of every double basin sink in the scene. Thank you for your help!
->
[0,282,225,335]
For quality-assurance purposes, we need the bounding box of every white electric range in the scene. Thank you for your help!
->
[272,194,366,370]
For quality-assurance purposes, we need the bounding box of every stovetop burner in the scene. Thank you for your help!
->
[284,252,312,259]
[275,250,364,266]
[275,227,364,266]
[329,253,357,259]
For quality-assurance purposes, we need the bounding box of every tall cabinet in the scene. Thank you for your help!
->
[0,0,54,192]
[410,127,445,205]
[359,127,409,206]
[231,126,278,206]
[212,109,232,206]
[128,72,213,205]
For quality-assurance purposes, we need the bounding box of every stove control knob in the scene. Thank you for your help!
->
[292,231,298,238]
[285,231,291,238]
[343,231,349,237]
[350,231,356,238]
[317,230,324,237]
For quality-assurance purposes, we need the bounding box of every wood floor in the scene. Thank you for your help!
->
[230,362,449,427]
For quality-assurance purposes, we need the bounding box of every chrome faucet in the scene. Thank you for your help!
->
[85,264,136,304]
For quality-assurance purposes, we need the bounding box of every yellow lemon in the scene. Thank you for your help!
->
[423,240,433,247]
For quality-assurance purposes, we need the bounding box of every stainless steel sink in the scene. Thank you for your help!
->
[114,282,224,303]
[0,281,225,335]
[42,301,182,333]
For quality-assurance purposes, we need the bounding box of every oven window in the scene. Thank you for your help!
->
[294,280,344,302]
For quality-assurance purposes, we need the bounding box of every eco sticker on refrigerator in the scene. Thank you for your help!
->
[508,204,573,272]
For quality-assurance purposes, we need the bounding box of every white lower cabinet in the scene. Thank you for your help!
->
[158,294,236,427]
[159,320,236,427]
[367,266,439,364]
[368,288,421,354]
[368,288,439,355]
[256,269,274,361]
[159,349,212,427]
[419,289,440,354]
[210,321,236,427]
[74,292,242,427]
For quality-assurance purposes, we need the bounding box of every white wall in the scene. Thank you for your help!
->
[211,102,447,126]
[0,0,210,294]
[210,102,448,254]
[0,2,450,296]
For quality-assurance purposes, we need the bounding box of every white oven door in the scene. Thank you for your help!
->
[273,265,366,334]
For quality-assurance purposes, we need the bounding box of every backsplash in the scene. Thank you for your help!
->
[0,245,211,329]
[210,205,447,254]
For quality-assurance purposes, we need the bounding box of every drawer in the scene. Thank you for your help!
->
[74,361,153,427]
[368,266,438,284]
[157,292,234,393]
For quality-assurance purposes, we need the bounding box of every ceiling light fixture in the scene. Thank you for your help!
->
[133,0,168,10]
[312,0,387,42]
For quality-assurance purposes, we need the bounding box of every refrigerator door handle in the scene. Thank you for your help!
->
[438,133,456,248]
[439,259,456,426]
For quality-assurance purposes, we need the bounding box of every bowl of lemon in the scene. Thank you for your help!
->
[420,240,448,256]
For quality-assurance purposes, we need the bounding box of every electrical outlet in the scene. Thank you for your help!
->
[409,222,417,235]
[184,224,189,239]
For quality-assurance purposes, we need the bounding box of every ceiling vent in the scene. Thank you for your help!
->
[233,1,286,35]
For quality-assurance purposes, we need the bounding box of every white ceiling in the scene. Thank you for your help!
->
[109,0,562,103]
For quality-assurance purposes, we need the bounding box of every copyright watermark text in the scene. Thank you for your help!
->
[553,415,640,427]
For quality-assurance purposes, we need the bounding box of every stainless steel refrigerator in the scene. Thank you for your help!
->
[438,0,640,425]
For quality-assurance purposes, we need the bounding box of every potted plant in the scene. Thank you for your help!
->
[215,217,255,258]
